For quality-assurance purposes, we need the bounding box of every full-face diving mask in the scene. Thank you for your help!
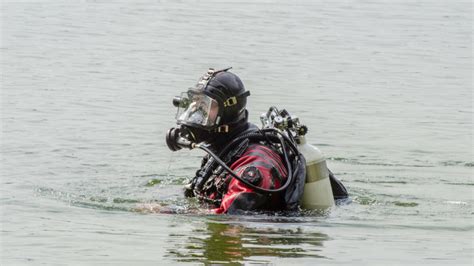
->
[172,67,235,130]
[167,68,250,151]
[173,90,220,129]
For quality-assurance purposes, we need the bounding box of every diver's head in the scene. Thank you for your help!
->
[166,68,250,150]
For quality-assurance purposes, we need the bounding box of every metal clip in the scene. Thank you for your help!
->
[223,96,237,107]
[216,125,229,133]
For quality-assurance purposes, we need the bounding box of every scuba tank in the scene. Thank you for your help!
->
[260,107,335,210]
[297,135,335,209]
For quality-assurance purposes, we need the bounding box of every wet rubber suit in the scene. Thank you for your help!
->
[187,121,348,214]
[189,122,287,214]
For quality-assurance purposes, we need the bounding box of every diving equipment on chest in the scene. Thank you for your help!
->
[187,156,235,206]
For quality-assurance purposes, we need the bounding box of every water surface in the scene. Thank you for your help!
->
[1,0,472,265]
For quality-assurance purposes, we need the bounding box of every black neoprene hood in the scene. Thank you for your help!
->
[204,71,250,126]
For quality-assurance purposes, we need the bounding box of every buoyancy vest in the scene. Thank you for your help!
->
[185,123,306,213]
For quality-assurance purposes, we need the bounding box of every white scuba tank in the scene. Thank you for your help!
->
[297,135,335,210]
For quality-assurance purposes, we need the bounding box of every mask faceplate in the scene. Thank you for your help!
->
[175,91,220,128]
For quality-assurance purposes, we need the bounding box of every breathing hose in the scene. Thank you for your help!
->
[194,128,301,194]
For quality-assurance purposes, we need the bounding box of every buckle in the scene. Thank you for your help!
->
[207,68,215,75]
[216,125,229,133]
[224,96,237,107]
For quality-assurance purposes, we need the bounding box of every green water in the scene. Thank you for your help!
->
[1,0,472,265]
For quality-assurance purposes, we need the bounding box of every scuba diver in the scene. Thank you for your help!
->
[166,67,348,215]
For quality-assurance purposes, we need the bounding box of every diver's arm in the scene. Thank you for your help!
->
[212,144,288,214]
[212,175,266,214]
[134,203,216,215]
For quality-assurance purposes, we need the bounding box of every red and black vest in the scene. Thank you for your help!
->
[186,123,347,214]
[194,143,289,214]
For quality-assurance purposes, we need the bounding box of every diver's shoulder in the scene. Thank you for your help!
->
[241,143,282,162]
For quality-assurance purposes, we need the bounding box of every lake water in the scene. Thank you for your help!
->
[1,0,472,265]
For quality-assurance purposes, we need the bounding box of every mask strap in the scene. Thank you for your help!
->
[214,67,232,74]
[223,90,251,107]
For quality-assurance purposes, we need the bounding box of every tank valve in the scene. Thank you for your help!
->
[298,125,308,136]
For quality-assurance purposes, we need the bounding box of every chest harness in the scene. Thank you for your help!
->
[184,126,307,211]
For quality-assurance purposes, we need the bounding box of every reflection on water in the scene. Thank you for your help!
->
[167,220,328,264]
